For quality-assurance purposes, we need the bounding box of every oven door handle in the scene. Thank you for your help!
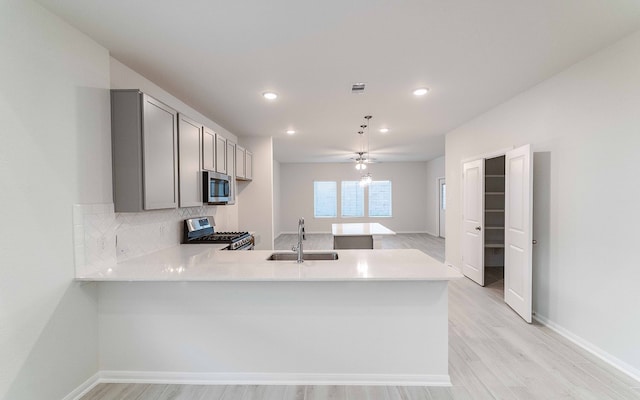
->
[233,242,254,251]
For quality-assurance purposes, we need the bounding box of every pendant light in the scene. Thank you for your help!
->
[359,115,373,186]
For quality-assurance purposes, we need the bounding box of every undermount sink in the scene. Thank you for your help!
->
[267,252,339,261]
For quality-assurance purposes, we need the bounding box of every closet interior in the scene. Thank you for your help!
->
[484,155,505,283]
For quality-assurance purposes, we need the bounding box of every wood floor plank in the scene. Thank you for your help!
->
[137,384,169,399]
[397,386,432,400]
[218,385,247,400]
[577,362,640,399]
[160,384,215,400]
[283,385,306,400]
[305,385,347,399]
[157,384,182,400]
[82,383,150,400]
[200,385,228,399]
[425,386,454,400]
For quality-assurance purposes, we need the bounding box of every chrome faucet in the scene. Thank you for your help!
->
[292,217,305,263]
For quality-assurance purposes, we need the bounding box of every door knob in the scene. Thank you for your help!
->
[475,226,481,231]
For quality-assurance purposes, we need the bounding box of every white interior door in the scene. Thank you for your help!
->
[504,144,533,323]
[462,159,484,286]
[438,178,446,238]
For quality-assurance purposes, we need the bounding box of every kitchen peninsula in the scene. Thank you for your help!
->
[79,246,461,386]
[332,222,396,249]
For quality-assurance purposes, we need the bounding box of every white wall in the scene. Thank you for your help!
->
[0,0,111,398]
[279,162,428,234]
[110,58,238,144]
[273,160,282,238]
[445,30,640,378]
[424,156,445,237]
[238,137,274,250]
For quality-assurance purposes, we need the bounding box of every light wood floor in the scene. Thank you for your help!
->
[81,234,640,400]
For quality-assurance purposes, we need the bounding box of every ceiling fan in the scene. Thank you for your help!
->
[350,151,377,165]
[351,151,379,171]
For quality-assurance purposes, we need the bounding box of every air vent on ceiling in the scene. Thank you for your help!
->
[351,83,366,93]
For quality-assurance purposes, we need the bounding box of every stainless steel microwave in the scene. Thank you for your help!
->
[203,171,230,204]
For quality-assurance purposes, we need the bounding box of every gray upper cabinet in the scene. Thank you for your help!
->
[235,145,253,181]
[226,141,236,204]
[202,126,215,171]
[235,145,246,179]
[215,134,227,174]
[178,114,203,208]
[245,151,253,180]
[226,141,236,179]
[111,90,179,212]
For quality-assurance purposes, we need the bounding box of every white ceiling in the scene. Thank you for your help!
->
[37,0,640,163]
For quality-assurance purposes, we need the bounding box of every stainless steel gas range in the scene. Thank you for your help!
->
[182,216,253,250]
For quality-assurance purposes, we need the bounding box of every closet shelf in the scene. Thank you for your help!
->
[485,226,505,230]
[485,175,505,178]
[485,192,505,195]
[485,242,505,248]
[485,209,504,213]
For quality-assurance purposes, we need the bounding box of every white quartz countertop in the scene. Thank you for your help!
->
[76,245,461,282]
[331,223,396,236]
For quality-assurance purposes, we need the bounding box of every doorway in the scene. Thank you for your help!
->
[438,177,446,238]
[461,145,533,323]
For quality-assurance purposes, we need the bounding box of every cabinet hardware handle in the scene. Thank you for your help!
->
[475,226,481,231]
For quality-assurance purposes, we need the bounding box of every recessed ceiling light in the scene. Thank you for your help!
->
[379,128,389,133]
[413,88,429,96]
[286,130,296,135]
[262,92,278,100]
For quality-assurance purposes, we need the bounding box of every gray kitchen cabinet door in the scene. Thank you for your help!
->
[226,141,235,178]
[178,114,203,208]
[111,90,179,212]
[226,141,236,204]
[142,95,179,210]
[215,134,227,174]
[202,126,215,171]
[245,151,253,180]
[235,145,246,179]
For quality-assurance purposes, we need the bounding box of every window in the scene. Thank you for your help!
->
[341,181,364,217]
[368,181,392,217]
[313,181,337,218]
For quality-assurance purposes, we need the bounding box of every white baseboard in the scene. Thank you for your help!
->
[98,371,451,387]
[279,231,330,235]
[62,372,101,400]
[278,231,438,235]
[534,314,640,382]
[445,261,461,273]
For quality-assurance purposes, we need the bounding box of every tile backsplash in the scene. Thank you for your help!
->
[73,203,234,276]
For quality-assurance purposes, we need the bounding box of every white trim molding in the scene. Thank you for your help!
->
[445,261,461,273]
[534,314,640,382]
[98,371,451,387]
[62,372,101,400]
